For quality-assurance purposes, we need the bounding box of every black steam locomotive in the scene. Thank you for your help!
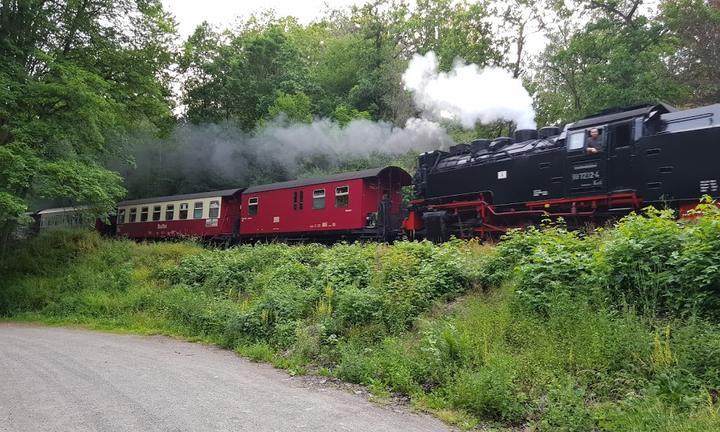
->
[403,103,720,241]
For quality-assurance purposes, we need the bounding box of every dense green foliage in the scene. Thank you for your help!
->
[0,0,177,242]
[3,203,720,430]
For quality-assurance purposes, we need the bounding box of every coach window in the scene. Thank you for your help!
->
[166,204,175,221]
[209,200,220,218]
[335,186,349,208]
[567,131,585,151]
[117,209,126,225]
[248,197,258,216]
[179,203,188,220]
[152,205,161,221]
[129,208,137,223]
[140,206,149,222]
[313,189,325,209]
[194,202,204,219]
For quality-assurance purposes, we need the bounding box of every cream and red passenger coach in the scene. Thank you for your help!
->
[115,189,243,239]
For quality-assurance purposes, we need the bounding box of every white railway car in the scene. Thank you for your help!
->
[36,207,96,231]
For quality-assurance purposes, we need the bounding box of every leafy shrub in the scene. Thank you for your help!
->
[333,285,383,329]
[448,359,526,422]
[668,202,720,318]
[2,229,103,275]
[513,226,597,314]
[318,243,376,289]
[599,208,683,317]
[538,378,595,432]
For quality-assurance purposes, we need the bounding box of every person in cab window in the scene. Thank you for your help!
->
[586,128,603,155]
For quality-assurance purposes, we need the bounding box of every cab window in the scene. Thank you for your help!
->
[313,189,325,209]
[248,197,258,216]
[567,131,585,151]
[335,186,349,208]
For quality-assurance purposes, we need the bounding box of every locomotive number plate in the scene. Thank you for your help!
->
[572,171,601,181]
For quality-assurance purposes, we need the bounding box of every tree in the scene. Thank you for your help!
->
[661,0,720,105]
[345,0,408,122]
[267,92,313,124]
[531,1,688,124]
[400,0,501,70]
[0,0,176,248]
[181,19,310,130]
[330,105,371,126]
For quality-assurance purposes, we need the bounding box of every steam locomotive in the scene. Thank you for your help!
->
[28,102,719,243]
[404,103,720,242]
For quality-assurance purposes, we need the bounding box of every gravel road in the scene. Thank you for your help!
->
[0,324,449,432]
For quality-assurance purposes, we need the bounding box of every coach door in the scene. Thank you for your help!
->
[606,120,636,193]
[565,128,607,196]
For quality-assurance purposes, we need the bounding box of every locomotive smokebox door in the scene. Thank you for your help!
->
[422,211,450,243]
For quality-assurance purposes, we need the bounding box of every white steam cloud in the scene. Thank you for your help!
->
[402,51,536,129]
[252,117,452,168]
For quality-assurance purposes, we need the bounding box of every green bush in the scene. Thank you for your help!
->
[448,359,526,422]
[513,226,598,314]
[318,243,376,289]
[538,378,595,432]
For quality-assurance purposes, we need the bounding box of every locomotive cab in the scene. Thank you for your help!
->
[564,104,673,199]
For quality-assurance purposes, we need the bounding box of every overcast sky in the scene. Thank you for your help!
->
[163,0,367,37]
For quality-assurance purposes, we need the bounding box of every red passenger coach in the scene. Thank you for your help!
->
[116,189,243,240]
[239,166,412,242]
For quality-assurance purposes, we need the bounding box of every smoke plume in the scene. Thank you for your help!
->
[252,117,453,166]
[117,117,453,198]
[402,51,536,129]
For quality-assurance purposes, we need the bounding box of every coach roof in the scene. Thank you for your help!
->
[117,188,243,207]
[244,166,412,194]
